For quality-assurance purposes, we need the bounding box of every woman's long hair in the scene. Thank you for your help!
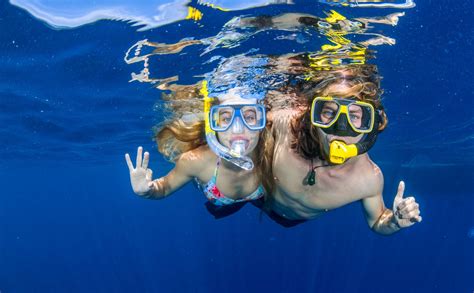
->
[154,82,206,161]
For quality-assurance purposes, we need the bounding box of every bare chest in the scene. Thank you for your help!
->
[272,146,368,214]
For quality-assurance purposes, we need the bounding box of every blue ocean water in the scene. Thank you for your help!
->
[0,0,473,292]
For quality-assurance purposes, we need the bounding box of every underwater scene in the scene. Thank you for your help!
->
[0,0,472,292]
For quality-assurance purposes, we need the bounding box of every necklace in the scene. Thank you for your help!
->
[307,158,329,186]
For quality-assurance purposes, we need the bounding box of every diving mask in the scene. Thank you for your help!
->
[311,96,375,136]
[210,104,266,132]
[311,96,380,164]
[202,81,264,170]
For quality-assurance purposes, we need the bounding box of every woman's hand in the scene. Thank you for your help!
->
[125,146,156,197]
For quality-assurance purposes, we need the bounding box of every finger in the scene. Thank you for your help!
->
[397,209,420,219]
[125,153,134,171]
[142,151,150,169]
[395,181,405,201]
[395,205,419,218]
[146,169,153,181]
[410,215,422,223]
[404,210,420,219]
[397,204,420,215]
[398,202,419,216]
[397,197,415,211]
[136,146,143,168]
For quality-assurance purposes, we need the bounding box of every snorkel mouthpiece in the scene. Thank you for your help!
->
[329,140,358,164]
[231,140,247,156]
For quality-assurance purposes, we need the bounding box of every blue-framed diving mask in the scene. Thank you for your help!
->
[310,96,381,164]
[209,104,266,132]
[202,55,269,170]
[202,81,267,171]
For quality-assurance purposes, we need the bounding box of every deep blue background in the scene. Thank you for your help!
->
[0,0,472,292]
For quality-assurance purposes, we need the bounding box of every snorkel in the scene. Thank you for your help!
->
[328,130,378,164]
[201,80,254,170]
[325,110,381,164]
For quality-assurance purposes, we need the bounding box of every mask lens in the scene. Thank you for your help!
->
[312,100,340,127]
[240,105,265,130]
[348,102,373,132]
[211,106,235,131]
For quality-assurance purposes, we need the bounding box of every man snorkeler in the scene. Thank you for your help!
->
[263,65,422,234]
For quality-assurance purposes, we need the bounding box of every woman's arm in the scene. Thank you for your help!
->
[147,151,203,198]
[125,146,205,199]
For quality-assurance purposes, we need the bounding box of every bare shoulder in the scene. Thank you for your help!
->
[356,155,384,197]
[175,145,215,176]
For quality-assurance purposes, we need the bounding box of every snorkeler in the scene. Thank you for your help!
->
[263,65,422,234]
[125,85,268,217]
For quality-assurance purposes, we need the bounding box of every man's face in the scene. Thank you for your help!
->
[315,82,366,158]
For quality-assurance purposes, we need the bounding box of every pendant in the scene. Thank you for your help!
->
[308,169,316,186]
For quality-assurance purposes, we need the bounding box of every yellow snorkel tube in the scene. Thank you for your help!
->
[201,81,254,170]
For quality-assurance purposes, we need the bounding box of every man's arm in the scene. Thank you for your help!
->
[361,193,401,236]
[360,162,401,235]
[361,177,422,235]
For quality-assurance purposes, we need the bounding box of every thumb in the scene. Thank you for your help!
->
[146,169,153,181]
[394,181,405,202]
[148,181,155,190]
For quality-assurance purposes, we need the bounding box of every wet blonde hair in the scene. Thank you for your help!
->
[154,83,206,161]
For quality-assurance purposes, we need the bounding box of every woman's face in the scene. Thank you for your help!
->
[215,93,260,156]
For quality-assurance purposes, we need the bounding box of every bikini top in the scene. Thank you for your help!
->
[195,158,265,206]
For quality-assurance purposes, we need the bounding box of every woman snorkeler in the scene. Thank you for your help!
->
[125,81,271,216]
